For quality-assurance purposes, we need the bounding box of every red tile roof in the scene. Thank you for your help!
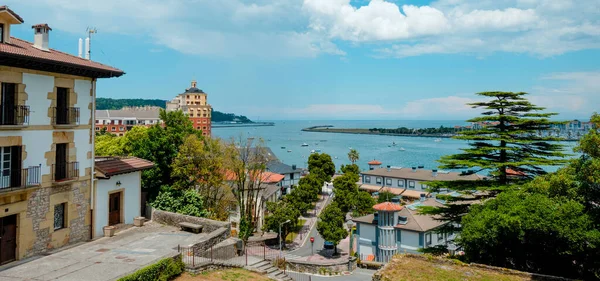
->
[224,170,285,183]
[0,37,124,78]
[0,6,24,23]
[368,160,382,165]
[95,157,154,178]
[373,202,403,212]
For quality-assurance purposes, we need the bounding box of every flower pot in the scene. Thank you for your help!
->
[134,217,145,227]
[103,226,116,237]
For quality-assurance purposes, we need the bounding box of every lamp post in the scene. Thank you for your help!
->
[279,219,291,256]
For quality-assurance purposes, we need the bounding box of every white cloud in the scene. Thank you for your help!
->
[398,96,480,118]
[531,72,600,116]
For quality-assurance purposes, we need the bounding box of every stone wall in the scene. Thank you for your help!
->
[285,257,356,276]
[151,209,230,233]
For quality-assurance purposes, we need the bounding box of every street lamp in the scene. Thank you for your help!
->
[279,219,291,256]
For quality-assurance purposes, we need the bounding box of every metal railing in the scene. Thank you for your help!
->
[0,105,30,126]
[52,161,79,182]
[52,107,80,125]
[0,166,42,192]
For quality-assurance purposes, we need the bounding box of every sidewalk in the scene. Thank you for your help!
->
[287,193,332,250]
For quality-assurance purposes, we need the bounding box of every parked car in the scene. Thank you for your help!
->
[323,241,334,249]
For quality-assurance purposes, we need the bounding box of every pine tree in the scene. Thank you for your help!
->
[422,92,568,231]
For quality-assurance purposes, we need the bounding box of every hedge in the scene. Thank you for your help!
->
[118,255,185,281]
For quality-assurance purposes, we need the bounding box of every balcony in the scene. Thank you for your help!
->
[0,166,42,193]
[0,105,30,129]
[52,107,80,126]
[52,162,79,182]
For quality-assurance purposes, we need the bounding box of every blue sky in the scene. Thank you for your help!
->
[5,0,600,120]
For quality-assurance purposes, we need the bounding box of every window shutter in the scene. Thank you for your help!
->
[10,146,22,187]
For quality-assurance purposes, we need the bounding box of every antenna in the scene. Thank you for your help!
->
[86,27,97,60]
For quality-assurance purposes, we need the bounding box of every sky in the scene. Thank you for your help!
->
[5,0,600,120]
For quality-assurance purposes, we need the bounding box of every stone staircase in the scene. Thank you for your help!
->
[248,260,293,281]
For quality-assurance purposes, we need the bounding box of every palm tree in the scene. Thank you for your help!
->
[347,149,359,164]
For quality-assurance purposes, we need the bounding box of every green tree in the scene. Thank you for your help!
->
[151,186,209,217]
[286,183,317,215]
[353,191,375,217]
[263,201,301,245]
[347,149,359,164]
[332,173,359,213]
[308,153,335,183]
[171,135,233,220]
[377,191,395,203]
[572,113,600,221]
[340,164,359,175]
[95,134,126,156]
[317,203,348,255]
[423,92,568,231]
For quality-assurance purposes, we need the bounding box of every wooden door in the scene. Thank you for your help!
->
[1,83,16,125]
[109,192,121,226]
[0,215,17,265]
[55,143,67,181]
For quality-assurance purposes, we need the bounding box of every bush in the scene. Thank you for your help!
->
[117,256,185,281]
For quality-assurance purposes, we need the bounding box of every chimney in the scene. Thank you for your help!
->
[412,167,417,173]
[84,37,90,60]
[386,165,391,172]
[292,164,297,170]
[78,38,83,58]
[191,80,197,88]
[420,193,426,202]
[32,24,52,51]
[432,169,438,177]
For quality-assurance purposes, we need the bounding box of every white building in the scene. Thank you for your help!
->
[92,157,154,238]
[0,6,123,264]
[266,161,302,195]
[95,107,161,136]
[354,198,457,263]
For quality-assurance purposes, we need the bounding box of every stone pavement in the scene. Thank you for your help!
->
[0,222,207,281]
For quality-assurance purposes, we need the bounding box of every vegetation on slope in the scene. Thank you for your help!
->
[96,97,253,123]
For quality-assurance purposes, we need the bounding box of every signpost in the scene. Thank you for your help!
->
[310,237,315,256]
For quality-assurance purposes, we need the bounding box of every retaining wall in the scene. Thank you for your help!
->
[285,257,356,276]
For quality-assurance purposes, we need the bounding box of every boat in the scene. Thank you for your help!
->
[247,137,255,140]
[281,146,286,149]
[301,143,309,147]
[287,150,292,152]
[434,138,442,142]
[399,147,406,151]
[310,150,316,153]
[392,141,397,146]
[334,156,338,159]
[348,147,353,150]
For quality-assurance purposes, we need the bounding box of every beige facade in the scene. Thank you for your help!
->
[166,80,212,137]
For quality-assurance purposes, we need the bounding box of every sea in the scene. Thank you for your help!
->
[212,120,577,173]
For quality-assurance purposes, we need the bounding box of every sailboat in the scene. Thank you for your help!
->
[399,147,406,151]
[434,138,442,142]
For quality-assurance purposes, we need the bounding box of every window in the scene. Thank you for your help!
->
[290,173,294,180]
[437,233,443,242]
[203,120,207,123]
[95,120,99,124]
[54,203,66,230]
[426,233,432,246]
[203,126,207,130]
[0,23,4,43]
[0,146,21,189]
[1,83,17,125]
[398,180,404,187]
[421,184,428,190]
[119,127,124,131]
[386,178,392,185]
[111,127,116,131]
[376,177,382,184]
[409,181,415,188]
[95,127,99,131]
[364,176,370,183]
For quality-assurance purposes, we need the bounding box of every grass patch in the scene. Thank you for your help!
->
[285,219,306,243]
[378,255,534,281]
[175,268,270,281]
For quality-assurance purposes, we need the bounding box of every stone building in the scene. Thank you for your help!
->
[166,80,212,137]
[0,6,123,264]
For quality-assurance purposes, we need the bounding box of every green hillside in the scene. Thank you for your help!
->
[96,98,253,123]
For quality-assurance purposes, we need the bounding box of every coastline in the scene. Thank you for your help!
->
[213,122,275,128]
[301,127,580,141]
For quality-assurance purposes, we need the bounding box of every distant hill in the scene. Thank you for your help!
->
[96,98,253,123]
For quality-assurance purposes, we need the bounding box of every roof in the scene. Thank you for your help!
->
[185,87,205,94]
[0,6,24,23]
[261,183,280,199]
[373,202,403,212]
[239,147,279,162]
[506,168,526,176]
[32,23,52,30]
[361,185,428,199]
[0,37,124,78]
[266,161,301,175]
[361,167,483,182]
[368,160,382,165]
[224,170,284,183]
[95,157,154,178]
[96,108,162,119]
[354,198,447,232]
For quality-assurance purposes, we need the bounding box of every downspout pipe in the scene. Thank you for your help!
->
[90,78,97,240]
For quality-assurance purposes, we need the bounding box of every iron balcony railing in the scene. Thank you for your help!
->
[52,161,79,182]
[0,165,42,192]
[52,107,80,125]
[0,105,30,126]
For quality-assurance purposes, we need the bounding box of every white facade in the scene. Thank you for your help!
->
[93,171,141,238]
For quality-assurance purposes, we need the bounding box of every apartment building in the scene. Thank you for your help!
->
[166,80,212,137]
[0,7,123,264]
[95,106,161,136]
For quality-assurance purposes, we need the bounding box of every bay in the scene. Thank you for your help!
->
[212,120,576,173]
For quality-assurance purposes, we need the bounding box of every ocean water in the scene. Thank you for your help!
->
[212,120,577,172]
